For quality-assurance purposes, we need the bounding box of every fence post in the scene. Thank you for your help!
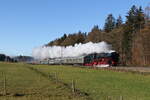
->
[54,72,58,84]
[71,80,75,94]
[119,96,123,100]
[2,72,7,96]
[48,73,51,79]
[107,96,112,100]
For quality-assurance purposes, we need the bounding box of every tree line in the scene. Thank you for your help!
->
[47,5,150,66]
[0,54,15,62]
[0,54,34,62]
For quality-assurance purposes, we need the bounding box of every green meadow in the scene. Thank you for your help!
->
[0,62,150,100]
[0,62,87,100]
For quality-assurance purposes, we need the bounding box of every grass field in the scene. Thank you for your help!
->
[29,64,150,100]
[0,62,88,100]
[0,62,150,100]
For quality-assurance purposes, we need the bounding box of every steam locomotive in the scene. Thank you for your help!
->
[84,51,119,67]
[40,51,119,67]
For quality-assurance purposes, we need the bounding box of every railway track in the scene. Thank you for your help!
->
[72,64,150,75]
[98,66,150,75]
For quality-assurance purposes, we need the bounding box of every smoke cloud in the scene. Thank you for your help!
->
[32,41,114,59]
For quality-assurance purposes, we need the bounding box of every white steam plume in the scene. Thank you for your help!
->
[32,41,114,59]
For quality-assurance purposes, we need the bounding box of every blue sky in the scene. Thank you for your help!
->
[0,0,149,56]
